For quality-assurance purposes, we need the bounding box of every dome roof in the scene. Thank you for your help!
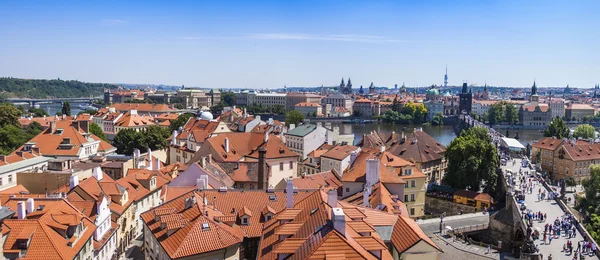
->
[199,111,213,121]
[426,88,440,96]
[443,91,452,97]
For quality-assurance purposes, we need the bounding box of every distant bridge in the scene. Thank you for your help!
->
[7,97,98,106]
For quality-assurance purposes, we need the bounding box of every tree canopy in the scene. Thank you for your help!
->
[431,113,444,125]
[61,102,71,116]
[573,124,596,139]
[443,126,499,194]
[487,103,504,126]
[112,126,171,155]
[544,117,570,139]
[0,103,21,128]
[285,110,304,126]
[89,123,107,142]
[170,113,194,132]
[381,102,427,124]
[221,92,236,106]
[0,77,117,99]
[27,107,48,117]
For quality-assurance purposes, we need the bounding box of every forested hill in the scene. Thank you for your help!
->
[0,77,118,99]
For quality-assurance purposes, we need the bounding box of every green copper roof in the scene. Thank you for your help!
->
[286,124,317,137]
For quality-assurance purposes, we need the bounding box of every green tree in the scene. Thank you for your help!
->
[431,113,444,125]
[544,117,570,138]
[61,102,71,116]
[381,110,400,123]
[221,92,236,106]
[210,101,226,115]
[285,110,304,126]
[586,214,600,243]
[170,113,194,132]
[27,107,48,117]
[413,103,428,123]
[391,97,400,112]
[112,129,140,155]
[89,123,107,142]
[0,103,21,128]
[573,124,596,139]
[565,176,577,192]
[272,104,286,115]
[579,165,600,217]
[112,126,170,155]
[504,103,519,124]
[78,108,98,115]
[487,103,504,126]
[443,126,499,193]
[24,121,43,137]
[142,126,171,151]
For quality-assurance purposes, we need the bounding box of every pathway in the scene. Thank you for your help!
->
[502,158,599,260]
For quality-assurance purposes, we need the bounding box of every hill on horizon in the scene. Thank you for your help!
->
[0,77,118,99]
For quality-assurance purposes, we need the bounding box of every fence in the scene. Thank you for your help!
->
[451,223,489,234]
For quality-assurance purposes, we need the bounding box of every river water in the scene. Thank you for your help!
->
[24,102,92,116]
[330,123,545,147]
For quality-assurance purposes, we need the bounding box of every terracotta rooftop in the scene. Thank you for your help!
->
[388,130,446,163]
[110,103,174,113]
[12,119,115,157]
[342,149,406,184]
[192,132,297,163]
[321,145,359,160]
[114,111,155,127]
[2,198,96,260]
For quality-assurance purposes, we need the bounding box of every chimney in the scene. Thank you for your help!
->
[264,132,269,142]
[196,177,207,191]
[147,147,153,170]
[171,130,178,146]
[327,189,338,207]
[79,120,89,134]
[200,156,206,167]
[26,198,35,214]
[258,148,268,190]
[92,166,103,181]
[350,151,358,166]
[243,108,247,118]
[286,178,294,209]
[379,145,385,153]
[229,111,234,122]
[50,121,57,134]
[224,137,230,154]
[363,185,372,207]
[366,159,380,185]
[108,107,116,113]
[69,175,79,190]
[155,157,161,170]
[289,124,295,130]
[331,208,346,237]
[17,202,26,220]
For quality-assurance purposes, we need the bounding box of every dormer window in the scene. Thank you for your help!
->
[242,217,249,225]
[265,214,273,221]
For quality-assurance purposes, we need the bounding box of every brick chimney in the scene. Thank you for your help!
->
[257,148,268,190]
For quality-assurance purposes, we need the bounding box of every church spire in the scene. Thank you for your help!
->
[531,80,537,95]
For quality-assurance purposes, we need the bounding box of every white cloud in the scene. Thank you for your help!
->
[247,33,406,43]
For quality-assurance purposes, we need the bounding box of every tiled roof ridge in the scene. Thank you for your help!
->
[305,230,371,260]
[26,220,66,258]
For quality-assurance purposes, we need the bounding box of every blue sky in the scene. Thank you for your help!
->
[0,0,598,89]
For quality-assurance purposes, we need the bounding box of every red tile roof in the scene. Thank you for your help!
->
[342,149,406,184]
[12,119,115,157]
[2,198,96,260]
[388,130,446,164]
